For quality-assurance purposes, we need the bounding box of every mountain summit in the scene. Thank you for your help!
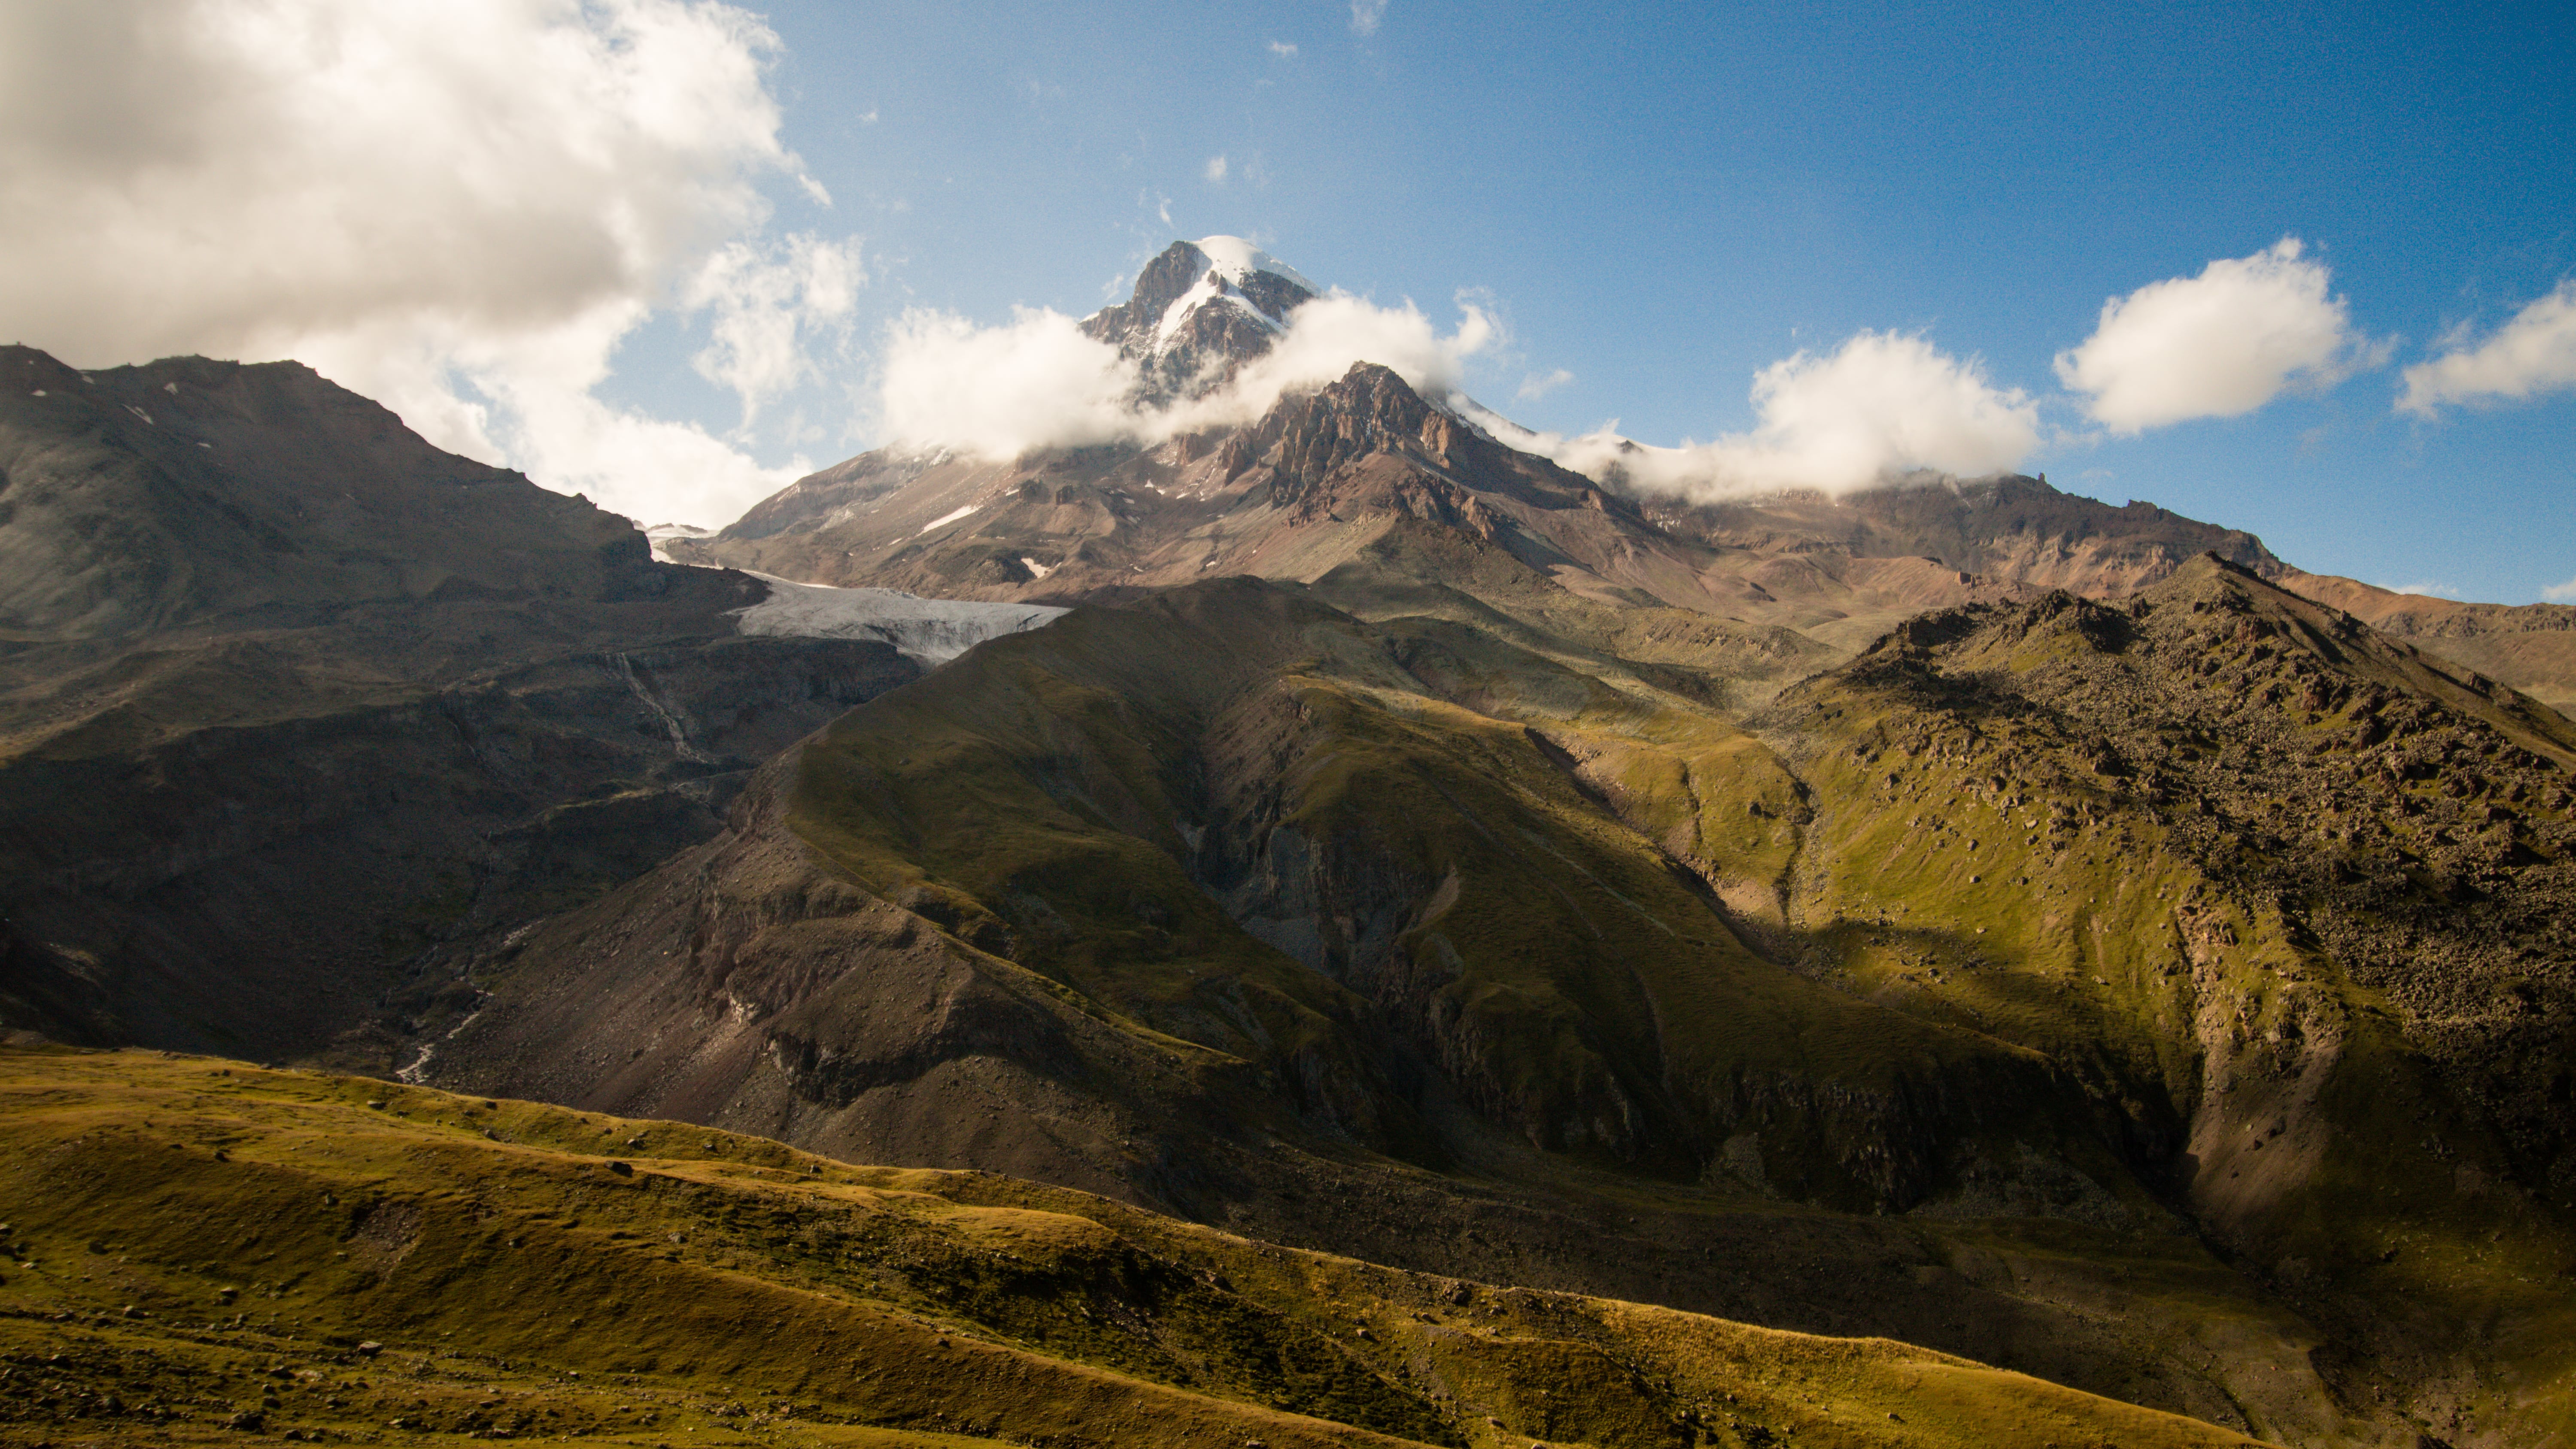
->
[1079,236,1319,402]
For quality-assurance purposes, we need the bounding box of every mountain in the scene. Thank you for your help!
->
[11,239,2576,1449]
[417,554,2576,1445]
[0,347,975,1065]
[474,226,2576,1437]
[2270,570,2576,713]
[672,241,2576,710]
[0,1044,2265,1449]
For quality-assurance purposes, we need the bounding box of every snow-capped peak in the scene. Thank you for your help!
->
[1079,238,1324,396]
[1191,236,1319,296]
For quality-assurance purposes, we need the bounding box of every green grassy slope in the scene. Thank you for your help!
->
[1722,558,2576,1444]
[784,579,2105,1203]
[0,1044,2271,1449]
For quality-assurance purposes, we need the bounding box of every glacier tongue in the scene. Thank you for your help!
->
[731,572,1066,664]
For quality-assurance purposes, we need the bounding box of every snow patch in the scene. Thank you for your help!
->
[1020,556,1057,581]
[1194,235,1318,295]
[1155,274,1227,345]
[917,503,979,535]
[732,572,1066,664]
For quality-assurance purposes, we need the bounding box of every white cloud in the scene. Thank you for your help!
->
[1268,39,1298,58]
[1350,0,1388,36]
[1467,331,2040,500]
[2543,575,2576,604]
[2397,281,2576,416]
[2384,580,2462,599]
[0,0,847,527]
[1516,368,1575,401]
[682,233,866,430]
[876,307,1141,461]
[872,289,1498,460]
[2055,239,2371,433]
[1204,154,1230,184]
[873,292,2029,503]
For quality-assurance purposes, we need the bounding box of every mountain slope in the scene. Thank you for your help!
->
[2275,570,2576,712]
[0,1043,2270,1449]
[1754,556,2576,1443]
[0,348,926,1067]
[0,346,664,643]
[421,559,2576,1444]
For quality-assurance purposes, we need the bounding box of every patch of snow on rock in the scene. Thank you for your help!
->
[732,572,1066,664]
[917,503,979,535]
[1194,235,1318,294]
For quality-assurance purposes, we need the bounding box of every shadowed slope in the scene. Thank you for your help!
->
[0,347,920,1067]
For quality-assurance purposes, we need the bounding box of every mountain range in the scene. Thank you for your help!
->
[4,239,2573,1449]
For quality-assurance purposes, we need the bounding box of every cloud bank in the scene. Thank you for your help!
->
[880,282,2036,500]
[2055,239,2369,433]
[0,0,855,526]
[2397,281,2576,416]
[878,308,1141,461]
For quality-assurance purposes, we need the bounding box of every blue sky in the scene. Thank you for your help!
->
[6,1,2568,600]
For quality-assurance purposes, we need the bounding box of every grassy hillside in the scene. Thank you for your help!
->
[0,1044,2270,1449]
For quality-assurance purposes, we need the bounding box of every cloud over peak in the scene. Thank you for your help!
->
[2055,239,2372,433]
[874,285,1498,460]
